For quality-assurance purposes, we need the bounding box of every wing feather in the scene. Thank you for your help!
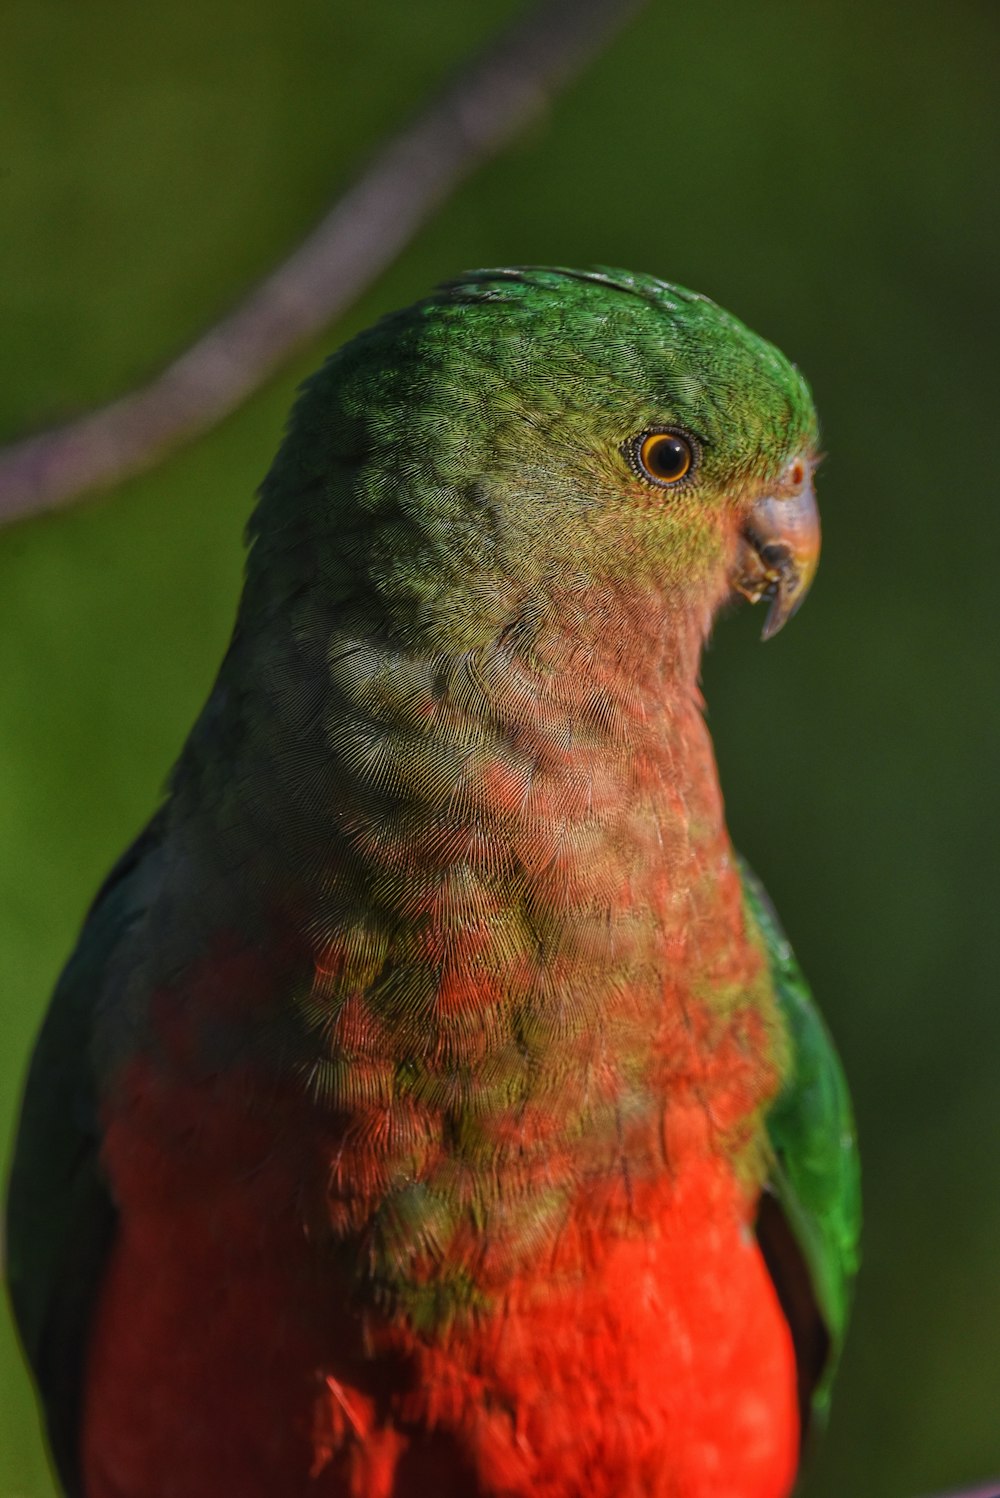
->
[740,857,861,1433]
[5,812,165,1496]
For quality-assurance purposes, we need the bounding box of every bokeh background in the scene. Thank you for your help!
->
[2,1,998,1493]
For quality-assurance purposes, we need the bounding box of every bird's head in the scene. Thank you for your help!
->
[249,267,820,656]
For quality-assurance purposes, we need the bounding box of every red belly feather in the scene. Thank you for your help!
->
[83,1055,798,1498]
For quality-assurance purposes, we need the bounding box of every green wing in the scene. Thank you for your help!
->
[5,815,163,1497]
[740,858,861,1432]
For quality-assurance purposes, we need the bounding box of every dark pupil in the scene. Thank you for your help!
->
[650,437,687,478]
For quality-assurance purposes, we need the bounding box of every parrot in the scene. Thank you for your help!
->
[6,266,860,1498]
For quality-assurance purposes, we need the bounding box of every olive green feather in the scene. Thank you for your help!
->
[743,857,861,1426]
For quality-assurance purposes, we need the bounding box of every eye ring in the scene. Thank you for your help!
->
[627,429,698,488]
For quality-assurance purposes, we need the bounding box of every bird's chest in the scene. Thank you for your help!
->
[85,669,791,1495]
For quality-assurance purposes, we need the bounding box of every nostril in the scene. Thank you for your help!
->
[759,543,791,569]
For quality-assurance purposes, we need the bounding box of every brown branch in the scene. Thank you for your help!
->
[0,0,647,526]
[921,1486,1000,1497]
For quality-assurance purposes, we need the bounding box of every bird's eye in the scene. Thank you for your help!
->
[632,431,695,487]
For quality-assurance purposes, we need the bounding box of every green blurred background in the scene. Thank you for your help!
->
[2,1,997,1493]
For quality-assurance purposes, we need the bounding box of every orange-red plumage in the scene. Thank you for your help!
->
[86,1032,797,1498]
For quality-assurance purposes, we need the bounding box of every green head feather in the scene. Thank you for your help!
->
[246,267,818,650]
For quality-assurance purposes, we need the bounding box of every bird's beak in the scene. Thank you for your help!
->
[730,464,820,640]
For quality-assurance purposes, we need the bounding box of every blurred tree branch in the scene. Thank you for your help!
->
[922,1486,1000,1497]
[922,1480,999,1492]
[0,0,645,527]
